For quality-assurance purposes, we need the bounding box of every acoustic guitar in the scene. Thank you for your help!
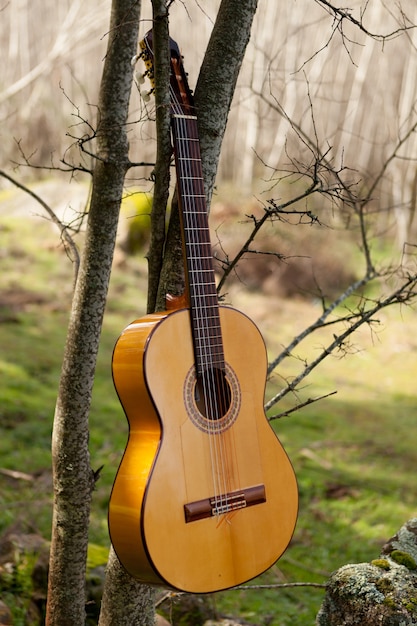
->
[108,31,298,594]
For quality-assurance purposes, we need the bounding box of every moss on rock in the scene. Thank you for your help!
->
[316,519,417,625]
[390,550,417,570]
[371,559,391,571]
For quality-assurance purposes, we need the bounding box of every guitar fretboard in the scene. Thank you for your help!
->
[171,113,225,376]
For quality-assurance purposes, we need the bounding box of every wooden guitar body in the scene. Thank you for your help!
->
[109,306,298,593]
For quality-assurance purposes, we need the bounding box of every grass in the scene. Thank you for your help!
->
[1,209,416,625]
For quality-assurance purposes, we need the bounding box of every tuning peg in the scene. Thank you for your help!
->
[131,53,140,67]
[135,71,146,85]
[141,89,153,103]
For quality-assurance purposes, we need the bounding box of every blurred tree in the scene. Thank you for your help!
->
[2,0,413,625]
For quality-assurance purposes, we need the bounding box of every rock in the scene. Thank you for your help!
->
[381,518,417,564]
[0,528,47,565]
[316,518,417,625]
[0,526,50,625]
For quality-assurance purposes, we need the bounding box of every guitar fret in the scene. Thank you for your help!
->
[194,338,223,348]
[192,311,219,317]
[192,304,218,310]
[172,113,198,120]
[194,326,222,333]
[171,110,226,370]
[191,297,218,305]
[194,295,218,301]
[190,278,217,284]
[193,318,220,327]
[192,309,221,317]
[194,324,222,330]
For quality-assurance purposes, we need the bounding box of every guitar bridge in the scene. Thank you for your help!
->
[184,484,266,523]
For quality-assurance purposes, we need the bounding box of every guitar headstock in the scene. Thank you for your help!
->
[139,30,195,115]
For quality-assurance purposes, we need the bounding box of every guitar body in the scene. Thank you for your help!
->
[109,306,298,593]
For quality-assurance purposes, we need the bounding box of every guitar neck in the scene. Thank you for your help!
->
[171,113,225,375]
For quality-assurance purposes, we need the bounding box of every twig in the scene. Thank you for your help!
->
[265,272,417,411]
[216,191,320,293]
[314,0,416,42]
[0,468,34,481]
[0,169,80,282]
[267,274,372,376]
[267,391,337,421]
[234,582,326,590]
[154,591,182,607]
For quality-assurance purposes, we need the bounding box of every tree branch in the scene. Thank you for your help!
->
[268,391,337,421]
[314,0,416,42]
[234,581,327,590]
[0,169,80,283]
[265,271,417,412]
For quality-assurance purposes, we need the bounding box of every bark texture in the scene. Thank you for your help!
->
[100,5,167,625]
[99,547,156,626]
[45,1,141,624]
[146,0,172,313]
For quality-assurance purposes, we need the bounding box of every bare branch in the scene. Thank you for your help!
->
[265,271,417,412]
[268,390,337,421]
[216,193,321,294]
[267,273,372,373]
[0,169,80,282]
[234,581,327,590]
[314,0,416,42]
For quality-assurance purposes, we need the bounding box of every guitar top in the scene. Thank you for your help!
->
[108,30,298,593]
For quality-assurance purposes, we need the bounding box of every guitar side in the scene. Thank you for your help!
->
[108,310,168,584]
[109,306,298,592]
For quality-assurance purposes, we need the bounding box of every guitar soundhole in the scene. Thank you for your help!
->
[184,363,241,434]
[194,368,231,420]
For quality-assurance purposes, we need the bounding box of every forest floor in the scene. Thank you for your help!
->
[0,181,416,625]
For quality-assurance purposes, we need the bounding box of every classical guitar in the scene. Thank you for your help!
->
[108,31,298,593]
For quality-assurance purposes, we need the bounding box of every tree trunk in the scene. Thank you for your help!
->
[99,547,156,626]
[100,1,259,623]
[195,0,259,205]
[156,0,259,303]
[146,0,172,314]
[45,1,141,624]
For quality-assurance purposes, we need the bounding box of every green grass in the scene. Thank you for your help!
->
[1,212,416,625]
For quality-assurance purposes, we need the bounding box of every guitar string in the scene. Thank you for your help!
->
[169,92,221,501]
[175,110,226,511]
[185,116,241,521]
[174,106,227,510]
[170,87,232,514]
[143,39,240,521]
